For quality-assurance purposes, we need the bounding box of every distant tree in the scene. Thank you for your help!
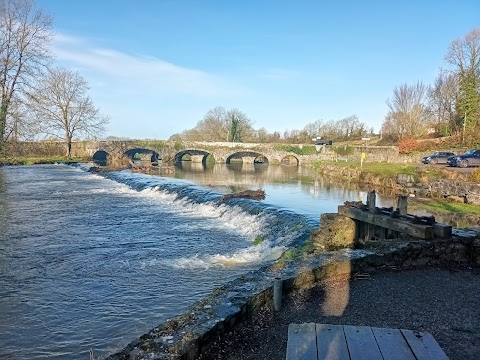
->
[303,115,367,141]
[179,106,254,143]
[384,82,431,139]
[429,70,459,136]
[445,28,480,131]
[28,67,108,158]
[197,106,228,141]
[225,108,253,142]
[0,0,53,154]
[256,127,269,143]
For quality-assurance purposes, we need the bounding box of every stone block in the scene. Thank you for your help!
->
[434,223,452,238]
[310,213,356,251]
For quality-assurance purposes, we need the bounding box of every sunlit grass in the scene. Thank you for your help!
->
[0,156,89,165]
[314,160,417,175]
[410,199,480,215]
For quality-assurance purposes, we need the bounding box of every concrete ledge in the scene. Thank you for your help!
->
[107,228,480,360]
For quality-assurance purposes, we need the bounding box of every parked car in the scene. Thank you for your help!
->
[447,149,480,167]
[421,151,455,164]
[315,140,333,146]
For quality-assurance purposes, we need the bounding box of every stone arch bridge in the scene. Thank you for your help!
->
[83,140,331,166]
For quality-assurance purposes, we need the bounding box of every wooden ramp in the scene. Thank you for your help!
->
[286,323,449,360]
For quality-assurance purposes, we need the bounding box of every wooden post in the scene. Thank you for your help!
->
[366,224,374,240]
[367,191,376,212]
[273,278,282,311]
[396,195,408,216]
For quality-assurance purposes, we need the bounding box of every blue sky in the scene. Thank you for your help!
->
[37,0,480,140]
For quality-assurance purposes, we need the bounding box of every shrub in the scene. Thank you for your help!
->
[333,145,354,156]
[398,138,417,154]
[274,145,317,155]
[174,140,184,151]
[470,168,480,183]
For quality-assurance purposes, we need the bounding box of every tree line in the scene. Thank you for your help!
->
[176,29,480,146]
[382,28,480,144]
[171,109,373,144]
[0,0,107,158]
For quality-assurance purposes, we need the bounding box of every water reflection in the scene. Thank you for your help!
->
[166,162,480,228]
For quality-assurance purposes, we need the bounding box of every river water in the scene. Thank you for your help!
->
[0,163,399,359]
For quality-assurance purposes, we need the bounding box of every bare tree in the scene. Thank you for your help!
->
[429,70,459,135]
[0,0,53,153]
[384,82,431,139]
[28,67,108,158]
[197,106,228,141]
[178,106,254,143]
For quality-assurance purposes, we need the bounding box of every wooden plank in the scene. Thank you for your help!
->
[401,329,449,360]
[371,327,415,360]
[286,323,318,360]
[316,324,349,360]
[343,325,383,360]
[338,206,434,239]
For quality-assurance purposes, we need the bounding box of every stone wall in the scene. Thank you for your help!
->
[316,163,480,205]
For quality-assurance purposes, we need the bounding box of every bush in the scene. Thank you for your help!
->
[174,140,184,151]
[398,138,417,154]
[333,145,354,156]
[274,145,317,155]
[470,168,480,183]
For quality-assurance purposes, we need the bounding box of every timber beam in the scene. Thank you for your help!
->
[338,205,434,240]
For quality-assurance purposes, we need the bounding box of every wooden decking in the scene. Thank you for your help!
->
[286,323,449,360]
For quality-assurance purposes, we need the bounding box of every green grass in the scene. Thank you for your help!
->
[0,156,89,165]
[410,199,480,215]
[274,144,318,155]
[314,160,417,176]
[137,140,169,150]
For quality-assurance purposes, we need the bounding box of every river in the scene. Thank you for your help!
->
[0,162,416,359]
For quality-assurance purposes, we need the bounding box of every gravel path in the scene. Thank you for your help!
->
[197,267,480,360]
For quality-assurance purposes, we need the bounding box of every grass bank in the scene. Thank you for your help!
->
[0,156,89,165]
[313,160,417,176]
[409,198,480,215]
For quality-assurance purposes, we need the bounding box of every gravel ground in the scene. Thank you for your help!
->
[197,267,480,360]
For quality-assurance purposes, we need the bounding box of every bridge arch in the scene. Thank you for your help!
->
[281,154,299,166]
[226,151,268,165]
[124,148,160,163]
[92,149,109,166]
[174,149,211,165]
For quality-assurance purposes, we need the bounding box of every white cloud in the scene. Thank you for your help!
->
[48,33,249,138]
[52,33,240,97]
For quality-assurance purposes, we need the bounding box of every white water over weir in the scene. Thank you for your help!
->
[0,163,395,359]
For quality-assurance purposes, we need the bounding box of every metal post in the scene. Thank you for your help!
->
[273,277,282,311]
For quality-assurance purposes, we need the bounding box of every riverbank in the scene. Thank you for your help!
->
[0,156,88,165]
[196,266,480,360]
[312,161,480,206]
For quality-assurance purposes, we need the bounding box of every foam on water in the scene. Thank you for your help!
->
[169,242,287,269]
[72,165,315,267]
